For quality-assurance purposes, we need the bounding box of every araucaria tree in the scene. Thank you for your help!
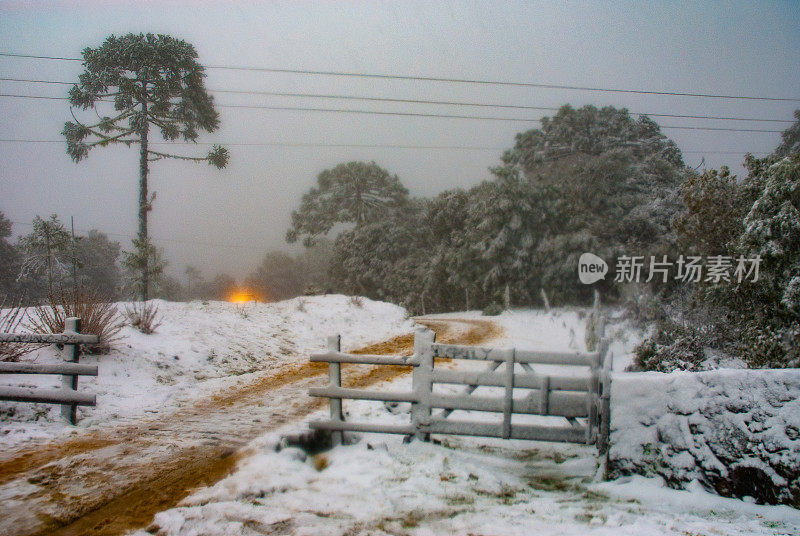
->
[63,33,229,300]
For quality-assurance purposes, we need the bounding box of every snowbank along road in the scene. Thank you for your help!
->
[0,317,502,536]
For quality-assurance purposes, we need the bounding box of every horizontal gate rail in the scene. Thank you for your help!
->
[432,369,589,391]
[427,420,586,443]
[0,362,98,376]
[429,391,588,417]
[308,323,610,448]
[309,386,417,403]
[432,343,599,367]
[310,352,412,366]
[0,386,96,406]
[0,332,99,345]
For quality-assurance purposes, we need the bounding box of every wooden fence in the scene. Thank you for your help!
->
[0,317,99,424]
[309,328,612,451]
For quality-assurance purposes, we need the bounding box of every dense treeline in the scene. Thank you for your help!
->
[290,105,689,313]
[0,213,240,305]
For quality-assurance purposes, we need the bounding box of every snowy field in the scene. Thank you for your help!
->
[0,295,415,448]
[132,308,800,536]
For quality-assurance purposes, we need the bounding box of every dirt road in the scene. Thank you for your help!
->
[0,318,502,536]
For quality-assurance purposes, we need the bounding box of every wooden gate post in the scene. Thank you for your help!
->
[411,328,435,441]
[597,338,612,456]
[327,334,344,446]
[501,348,515,439]
[61,317,81,425]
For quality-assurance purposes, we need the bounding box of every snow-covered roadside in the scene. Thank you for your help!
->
[135,309,798,536]
[0,295,415,448]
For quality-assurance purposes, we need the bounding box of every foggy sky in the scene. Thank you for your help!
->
[1,0,798,282]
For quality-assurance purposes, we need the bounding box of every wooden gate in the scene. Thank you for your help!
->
[309,328,611,451]
[0,317,99,424]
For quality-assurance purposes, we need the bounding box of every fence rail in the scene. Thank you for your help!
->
[0,332,99,345]
[309,325,612,450]
[0,317,98,424]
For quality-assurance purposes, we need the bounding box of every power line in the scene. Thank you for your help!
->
[9,219,252,250]
[0,139,771,154]
[1,78,794,124]
[0,94,539,122]
[2,51,798,102]
[0,93,786,132]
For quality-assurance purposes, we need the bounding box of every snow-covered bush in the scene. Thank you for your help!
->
[634,334,706,372]
[632,318,722,372]
[124,300,162,334]
[28,287,124,353]
[610,369,800,507]
[0,301,34,361]
[482,302,503,316]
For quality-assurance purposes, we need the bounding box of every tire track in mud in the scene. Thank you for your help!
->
[0,318,502,536]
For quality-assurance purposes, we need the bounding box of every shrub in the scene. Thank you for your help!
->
[27,287,124,354]
[482,302,504,316]
[739,319,800,369]
[349,295,364,308]
[0,299,37,362]
[634,321,708,372]
[124,300,162,334]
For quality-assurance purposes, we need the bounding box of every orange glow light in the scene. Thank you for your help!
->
[227,290,261,304]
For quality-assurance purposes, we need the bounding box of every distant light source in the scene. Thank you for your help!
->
[228,291,260,304]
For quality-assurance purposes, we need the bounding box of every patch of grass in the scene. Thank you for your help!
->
[582,490,610,502]
[527,475,581,493]
[512,448,541,461]
[574,510,607,524]
[400,510,423,528]
[311,454,329,471]
[473,483,521,504]
[444,492,475,506]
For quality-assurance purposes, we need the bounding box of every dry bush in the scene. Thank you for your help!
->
[27,287,124,354]
[349,295,364,308]
[124,300,163,334]
[0,299,38,362]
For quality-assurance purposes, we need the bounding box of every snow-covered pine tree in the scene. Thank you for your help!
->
[500,104,689,304]
[286,161,409,247]
[17,215,71,297]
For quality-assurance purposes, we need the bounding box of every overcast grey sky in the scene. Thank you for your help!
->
[1,0,798,281]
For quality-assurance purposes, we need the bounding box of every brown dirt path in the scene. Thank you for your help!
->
[0,318,502,536]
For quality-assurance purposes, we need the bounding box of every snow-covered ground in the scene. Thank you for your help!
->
[133,308,800,536]
[0,295,415,448]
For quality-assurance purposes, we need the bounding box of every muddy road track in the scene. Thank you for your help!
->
[0,318,502,536]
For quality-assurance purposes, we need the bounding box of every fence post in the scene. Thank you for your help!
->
[501,348,515,439]
[327,334,344,446]
[539,374,550,416]
[61,317,81,425]
[587,353,600,445]
[597,338,612,460]
[411,328,435,441]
